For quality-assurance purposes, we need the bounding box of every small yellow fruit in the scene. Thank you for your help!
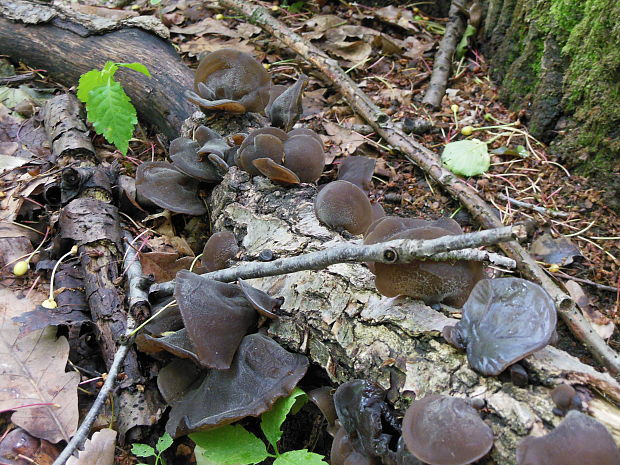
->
[451,104,460,113]
[461,126,474,136]
[42,298,58,309]
[484,113,493,121]
[548,264,560,273]
[271,5,279,11]
[70,245,79,255]
[13,260,29,276]
[215,13,225,20]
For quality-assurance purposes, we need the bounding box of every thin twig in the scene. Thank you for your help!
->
[497,193,570,218]
[218,0,620,375]
[150,225,521,297]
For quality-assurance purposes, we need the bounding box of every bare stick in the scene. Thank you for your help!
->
[497,193,570,218]
[422,0,467,108]
[150,225,521,297]
[218,0,620,375]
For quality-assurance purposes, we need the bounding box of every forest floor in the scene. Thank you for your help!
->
[1,0,619,464]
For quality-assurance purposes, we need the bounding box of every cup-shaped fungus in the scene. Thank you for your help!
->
[402,395,493,465]
[252,158,300,185]
[550,384,582,416]
[315,180,373,235]
[442,278,557,376]
[174,270,258,369]
[331,425,378,465]
[516,410,620,465]
[236,127,287,176]
[337,156,376,194]
[238,278,282,319]
[157,359,202,404]
[283,132,325,183]
[363,216,483,306]
[186,49,271,114]
[166,332,309,437]
[135,161,206,216]
[136,328,200,365]
[267,74,308,131]
[169,137,223,182]
[201,231,239,272]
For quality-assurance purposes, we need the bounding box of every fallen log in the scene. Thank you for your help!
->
[0,0,194,139]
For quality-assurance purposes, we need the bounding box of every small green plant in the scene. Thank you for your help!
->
[190,388,328,465]
[131,431,173,465]
[77,61,151,155]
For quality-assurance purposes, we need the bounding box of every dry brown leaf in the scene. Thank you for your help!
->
[322,121,367,155]
[323,40,372,63]
[375,5,420,32]
[179,37,254,58]
[170,17,237,37]
[564,280,615,340]
[66,429,117,465]
[0,288,79,444]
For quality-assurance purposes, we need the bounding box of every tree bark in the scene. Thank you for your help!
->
[0,0,194,139]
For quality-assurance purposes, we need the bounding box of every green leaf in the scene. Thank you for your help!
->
[190,425,269,465]
[516,145,529,158]
[86,80,137,155]
[441,138,490,177]
[118,63,152,77]
[77,69,106,103]
[156,432,174,453]
[150,0,162,5]
[456,24,477,59]
[131,443,156,457]
[273,450,328,465]
[260,388,307,451]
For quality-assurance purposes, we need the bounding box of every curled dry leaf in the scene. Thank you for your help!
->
[66,429,117,465]
[564,280,614,339]
[0,289,79,443]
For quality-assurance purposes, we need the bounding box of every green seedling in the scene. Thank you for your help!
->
[41,245,78,309]
[190,388,328,465]
[132,432,173,465]
[77,62,151,155]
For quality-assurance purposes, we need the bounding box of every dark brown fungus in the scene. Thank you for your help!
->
[165,332,309,437]
[201,231,239,272]
[238,278,282,319]
[135,161,206,216]
[307,387,338,434]
[337,156,376,194]
[136,328,200,365]
[157,359,202,404]
[334,380,400,463]
[315,180,373,235]
[252,158,301,185]
[442,278,557,376]
[194,125,237,170]
[283,133,325,183]
[169,137,222,182]
[402,395,493,465]
[516,411,620,465]
[187,49,271,114]
[369,201,385,225]
[267,74,308,131]
[143,298,182,335]
[550,384,582,416]
[288,127,323,146]
[237,128,286,176]
[174,270,257,369]
[331,426,378,465]
[364,216,483,306]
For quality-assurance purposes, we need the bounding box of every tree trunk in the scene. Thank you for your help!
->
[482,0,620,210]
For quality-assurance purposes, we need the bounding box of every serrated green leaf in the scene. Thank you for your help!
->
[77,69,106,103]
[190,425,269,465]
[118,63,152,77]
[131,443,156,457]
[86,81,137,155]
[156,432,174,453]
[441,138,490,177]
[273,450,328,465]
[260,387,307,451]
[102,61,119,75]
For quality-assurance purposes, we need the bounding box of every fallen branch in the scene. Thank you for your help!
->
[218,0,620,375]
[421,0,468,108]
[151,224,521,297]
[497,193,570,219]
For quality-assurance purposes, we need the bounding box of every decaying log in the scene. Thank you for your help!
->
[219,0,620,376]
[0,0,194,139]
[206,168,620,464]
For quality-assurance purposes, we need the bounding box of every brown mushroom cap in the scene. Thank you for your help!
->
[136,328,200,364]
[337,156,376,194]
[201,231,239,272]
[402,395,494,465]
[135,161,206,216]
[315,180,373,235]
[283,134,325,183]
[442,278,557,376]
[238,279,282,319]
[157,359,202,404]
[188,48,271,114]
[307,387,337,433]
[169,137,222,182]
[516,411,620,465]
[174,270,258,369]
[237,128,287,176]
[550,384,581,415]
[252,158,301,185]
[287,127,323,146]
[267,74,308,131]
[331,426,378,465]
[364,217,483,306]
[165,332,309,437]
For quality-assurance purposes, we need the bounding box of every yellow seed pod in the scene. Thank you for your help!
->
[13,260,29,276]
[42,298,58,309]
[461,126,474,136]
[548,264,560,273]
[451,104,460,113]
[215,13,224,20]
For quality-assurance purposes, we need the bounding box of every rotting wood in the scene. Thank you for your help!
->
[0,0,194,139]
[218,0,620,376]
[421,0,468,108]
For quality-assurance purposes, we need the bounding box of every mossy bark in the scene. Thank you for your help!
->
[482,0,620,209]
